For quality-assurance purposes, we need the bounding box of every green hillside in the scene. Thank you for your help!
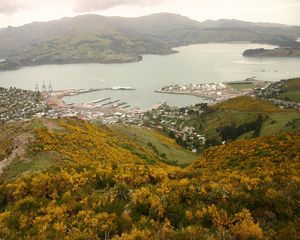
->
[110,124,197,166]
[201,96,300,140]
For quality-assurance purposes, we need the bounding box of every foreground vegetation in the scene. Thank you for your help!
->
[0,116,299,239]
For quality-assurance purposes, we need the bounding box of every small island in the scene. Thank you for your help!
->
[243,48,300,57]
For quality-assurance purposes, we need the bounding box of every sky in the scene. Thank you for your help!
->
[0,0,300,28]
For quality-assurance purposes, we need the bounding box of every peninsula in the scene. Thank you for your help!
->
[156,78,270,102]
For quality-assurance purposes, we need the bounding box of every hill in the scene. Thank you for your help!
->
[143,96,300,150]
[0,13,300,70]
[0,117,299,239]
[0,118,197,181]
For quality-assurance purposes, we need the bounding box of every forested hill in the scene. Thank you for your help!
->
[0,13,300,70]
[0,117,299,239]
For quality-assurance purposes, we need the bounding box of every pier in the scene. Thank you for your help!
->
[122,105,131,109]
[116,102,127,107]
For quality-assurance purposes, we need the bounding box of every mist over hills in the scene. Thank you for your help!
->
[0,13,300,70]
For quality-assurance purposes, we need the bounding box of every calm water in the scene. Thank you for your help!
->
[1,43,300,109]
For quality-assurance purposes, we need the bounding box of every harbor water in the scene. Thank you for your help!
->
[1,43,300,109]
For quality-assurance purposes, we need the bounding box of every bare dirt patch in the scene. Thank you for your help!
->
[0,133,32,176]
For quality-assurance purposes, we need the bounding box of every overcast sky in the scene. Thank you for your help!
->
[0,0,300,28]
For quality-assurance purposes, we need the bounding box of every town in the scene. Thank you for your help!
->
[142,103,208,152]
[0,87,47,123]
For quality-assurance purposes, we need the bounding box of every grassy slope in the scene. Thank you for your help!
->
[1,152,62,182]
[277,78,300,102]
[202,96,300,139]
[110,124,197,166]
[212,96,282,112]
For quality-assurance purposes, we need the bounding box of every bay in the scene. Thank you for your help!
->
[0,43,300,109]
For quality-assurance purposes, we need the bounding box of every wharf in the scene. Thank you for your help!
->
[101,99,120,107]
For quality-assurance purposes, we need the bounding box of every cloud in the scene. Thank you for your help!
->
[0,0,28,14]
[72,0,163,12]
[0,0,164,14]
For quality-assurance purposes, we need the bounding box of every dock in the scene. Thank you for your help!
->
[116,102,127,107]
[92,97,111,104]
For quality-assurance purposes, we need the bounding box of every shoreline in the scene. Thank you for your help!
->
[0,41,278,72]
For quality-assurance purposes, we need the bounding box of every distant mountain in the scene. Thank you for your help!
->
[200,19,300,42]
[200,19,290,28]
[0,13,299,70]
